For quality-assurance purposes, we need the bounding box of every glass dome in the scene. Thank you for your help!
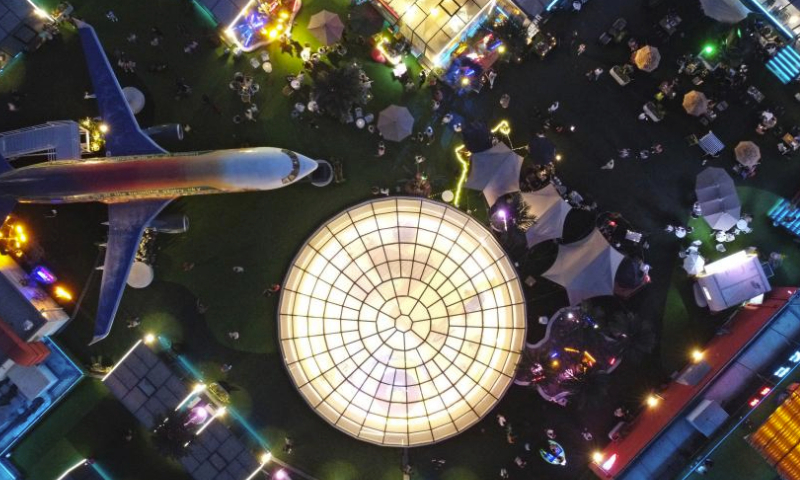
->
[279,198,526,446]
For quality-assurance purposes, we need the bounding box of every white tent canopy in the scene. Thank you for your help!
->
[700,0,750,24]
[695,167,741,231]
[520,184,572,248]
[465,143,523,207]
[543,229,624,305]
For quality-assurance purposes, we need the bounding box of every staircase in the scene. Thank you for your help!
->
[766,46,800,84]
[0,121,82,161]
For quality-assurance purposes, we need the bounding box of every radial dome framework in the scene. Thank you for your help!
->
[278,198,526,447]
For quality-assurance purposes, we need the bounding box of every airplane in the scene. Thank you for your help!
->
[0,20,320,345]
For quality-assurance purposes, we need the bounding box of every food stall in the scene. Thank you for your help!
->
[694,250,771,312]
[370,0,533,75]
[225,0,301,52]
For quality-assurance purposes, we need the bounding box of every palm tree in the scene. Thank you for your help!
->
[609,311,656,363]
[563,369,610,410]
[514,196,536,232]
[310,63,371,123]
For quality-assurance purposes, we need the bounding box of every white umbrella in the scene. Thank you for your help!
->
[695,167,741,231]
[122,86,145,115]
[377,105,415,142]
[465,143,523,207]
[308,10,345,45]
[683,254,706,275]
[542,229,624,305]
[699,0,750,24]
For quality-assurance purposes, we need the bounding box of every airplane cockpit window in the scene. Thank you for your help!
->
[281,149,300,184]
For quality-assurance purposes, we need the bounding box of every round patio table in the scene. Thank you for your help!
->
[736,219,748,230]
[262,62,272,73]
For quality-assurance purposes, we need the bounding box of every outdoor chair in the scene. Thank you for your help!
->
[599,32,612,45]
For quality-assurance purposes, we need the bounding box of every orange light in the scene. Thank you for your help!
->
[54,286,73,301]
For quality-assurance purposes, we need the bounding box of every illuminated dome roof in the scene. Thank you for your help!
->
[278,198,526,447]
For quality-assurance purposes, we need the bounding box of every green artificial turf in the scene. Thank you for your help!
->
[5,0,800,478]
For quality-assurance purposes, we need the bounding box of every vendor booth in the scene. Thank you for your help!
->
[225,0,301,52]
[370,0,535,77]
[694,250,771,312]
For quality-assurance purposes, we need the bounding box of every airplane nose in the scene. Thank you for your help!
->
[297,155,319,180]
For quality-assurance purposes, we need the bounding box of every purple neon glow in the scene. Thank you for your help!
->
[274,469,288,479]
[32,266,57,284]
[497,209,506,218]
[188,405,209,424]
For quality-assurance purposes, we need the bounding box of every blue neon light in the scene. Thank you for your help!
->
[32,266,56,285]
[92,462,114,480]
[546,0,561,11]
[0,53,23,76]
[747,0,795,39]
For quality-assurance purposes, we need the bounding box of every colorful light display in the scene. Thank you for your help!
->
[226,0,301,52]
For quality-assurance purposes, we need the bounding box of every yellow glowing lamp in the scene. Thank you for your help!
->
[98,123,109,134]
[460,77,470,86]
[261,28,268,35]
[54,286,73,301]
[279,11,289,19]
[144,333,156,344]
[17,233,26,243]
[646,394,660,408]
[592,451,604,463]
[498,44,506,53]
[276,23,284,32]
[268,29,278,39]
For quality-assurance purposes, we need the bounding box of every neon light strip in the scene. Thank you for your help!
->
[546,0,560,11]
[175,384,206,411]
[55,459,87,480]
[746,0,795,39]
[102,340,142,381]
[196,407,225,435]
[453,120,511,207]
[434,1,497,66]
[225,0,258,48]
[243,454,272,480]
[25,0,54,21]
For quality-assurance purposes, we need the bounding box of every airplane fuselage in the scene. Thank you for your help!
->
[0,147,318,204]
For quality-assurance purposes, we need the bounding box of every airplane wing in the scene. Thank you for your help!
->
[75,20,166,156]
[90,200,171,345]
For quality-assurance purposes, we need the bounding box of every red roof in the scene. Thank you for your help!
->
[0,315,50,367]
[590,288,796,479]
